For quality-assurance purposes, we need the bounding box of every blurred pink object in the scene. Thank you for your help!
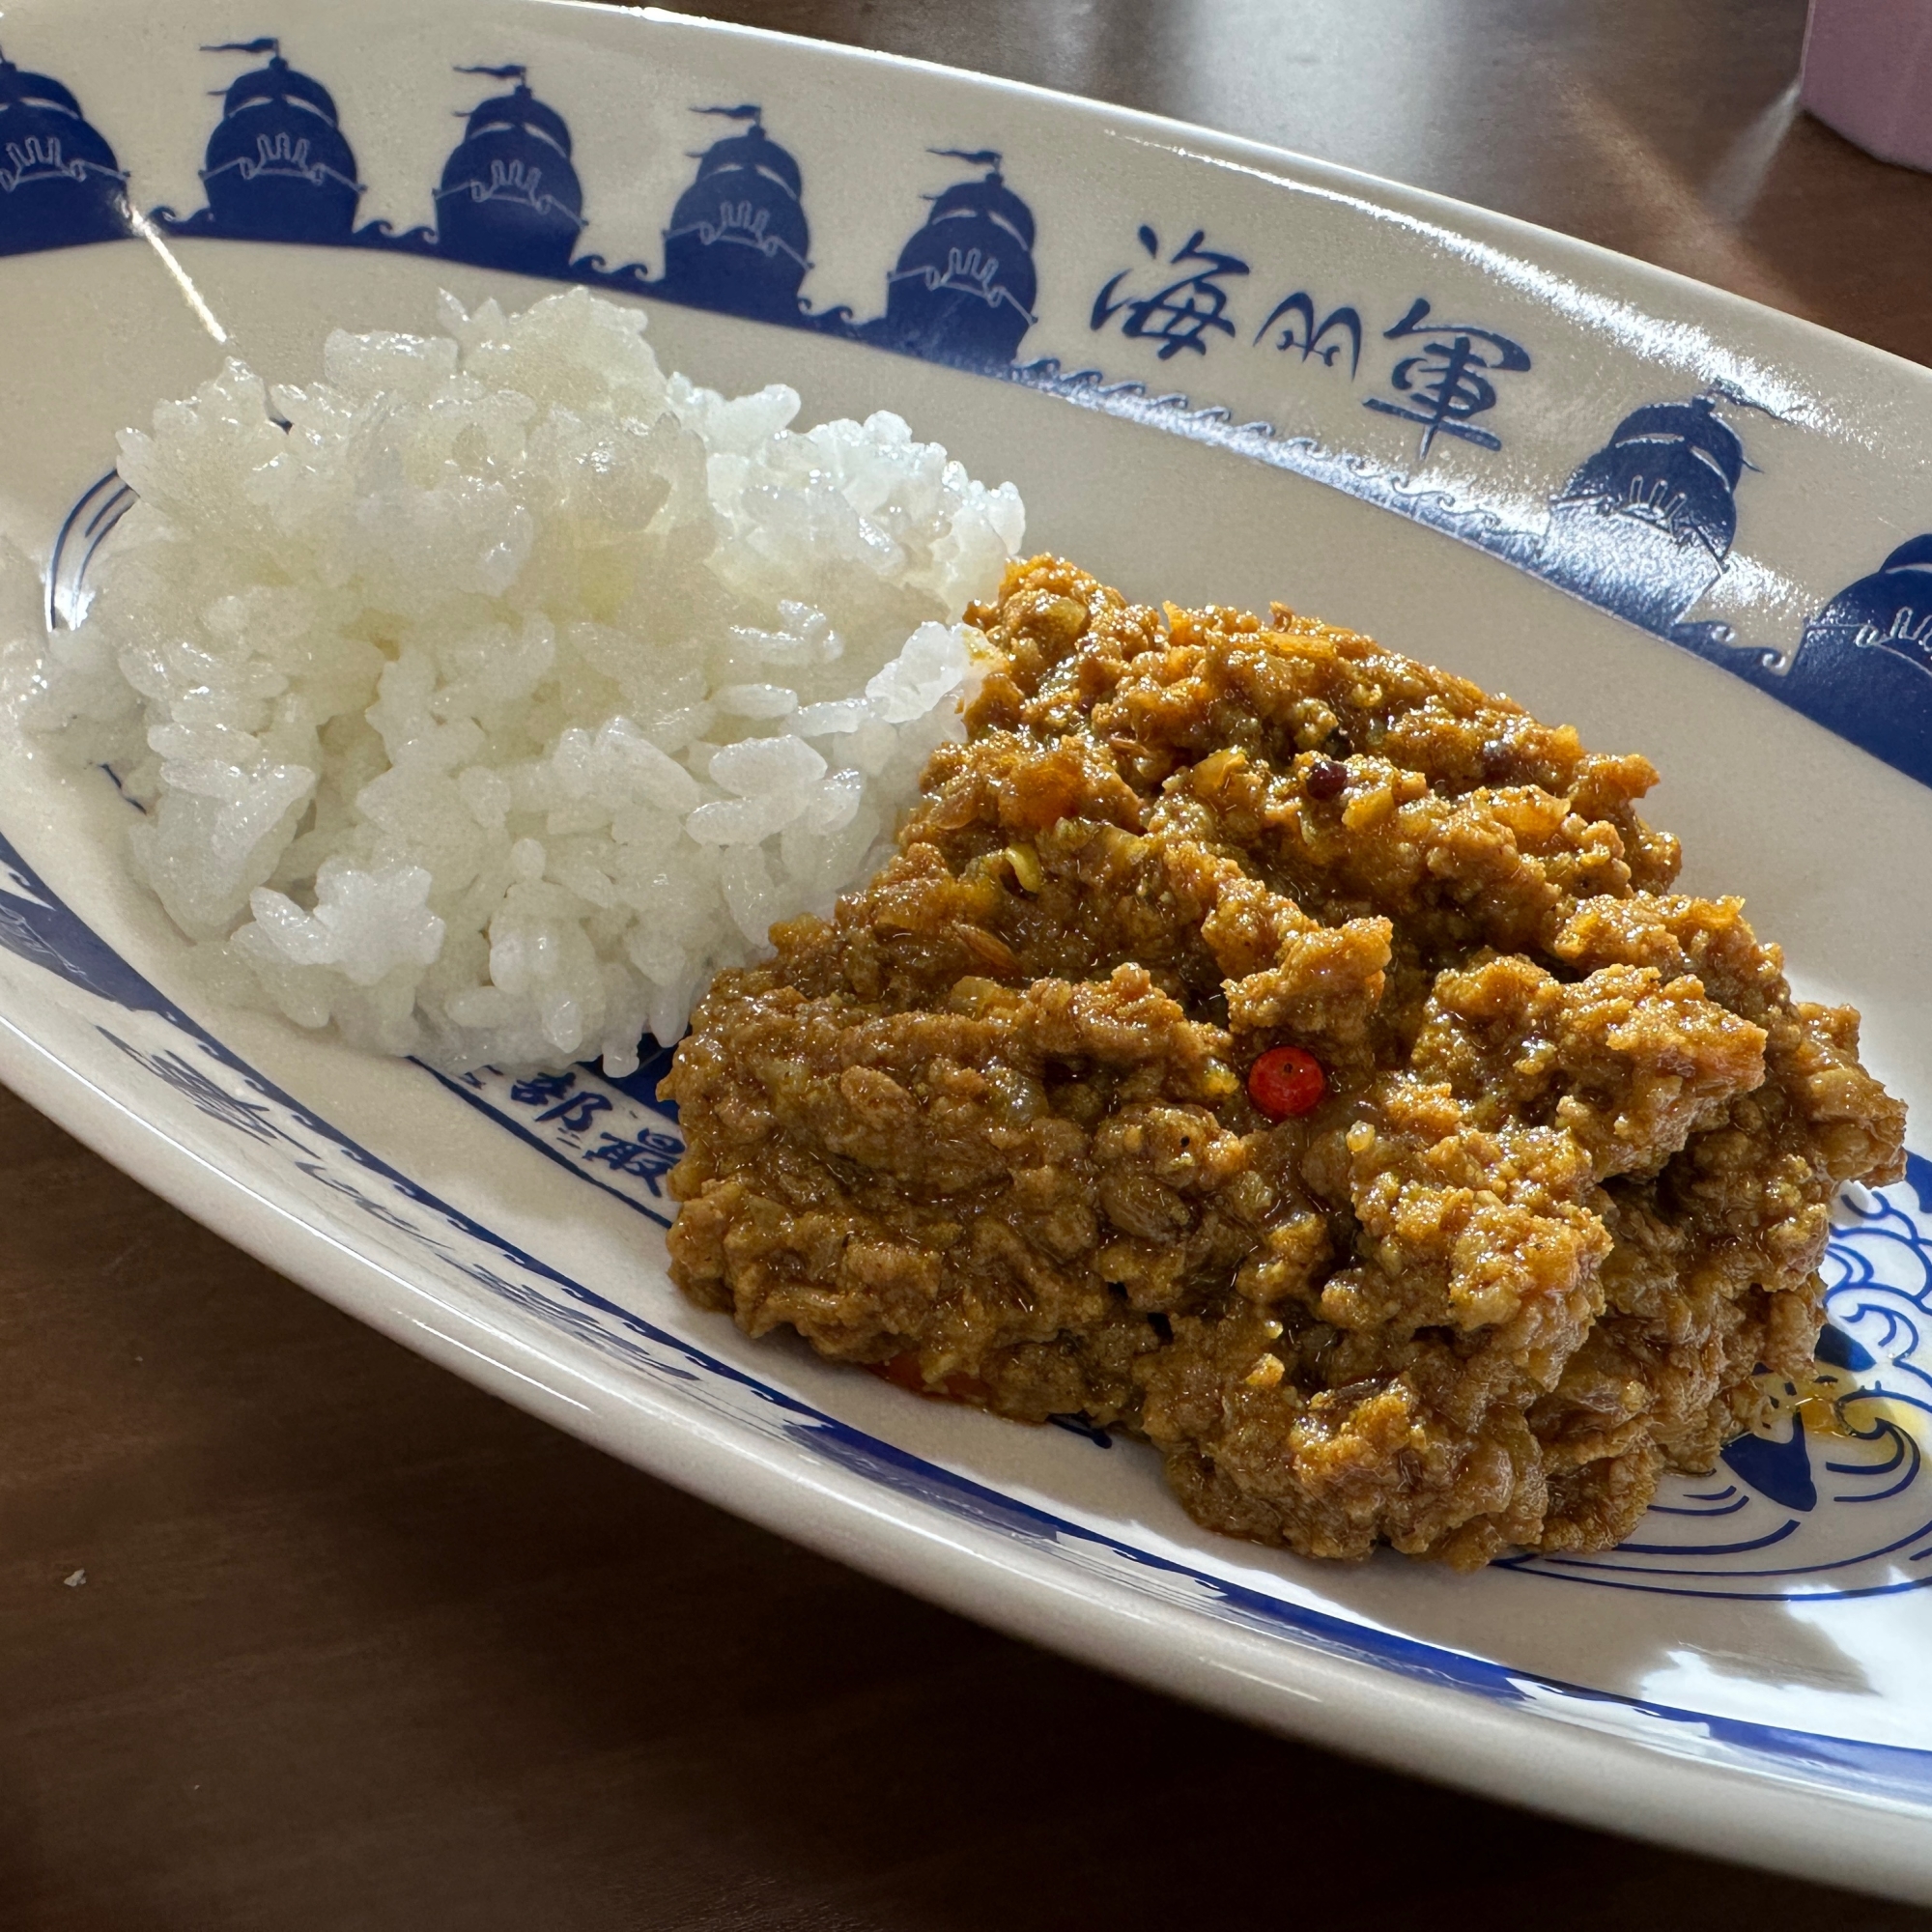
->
[1803,0,1932,170]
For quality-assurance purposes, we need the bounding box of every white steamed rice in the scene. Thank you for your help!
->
[33,287,1025,1075]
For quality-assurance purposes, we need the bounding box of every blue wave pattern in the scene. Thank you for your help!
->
[1,823,1932,1803]
[1503,1175,1932,1598]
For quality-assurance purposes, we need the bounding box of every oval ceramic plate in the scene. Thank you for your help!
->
[2,0,1930,1896]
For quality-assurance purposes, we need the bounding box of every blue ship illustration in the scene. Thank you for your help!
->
[1537,395,1745,645]
[865,150,1037,367]
[657,105,810,323]
[156,40,363,243]
[433,65,583,276]
[0,49,128,255]
[17,27,1918,796]
[1802,534,1932,679]
[1772,535,1932,786]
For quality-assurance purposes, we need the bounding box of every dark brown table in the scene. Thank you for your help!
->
[7,3,1932,1924]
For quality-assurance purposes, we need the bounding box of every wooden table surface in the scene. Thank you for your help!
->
[8,2,1932,1924]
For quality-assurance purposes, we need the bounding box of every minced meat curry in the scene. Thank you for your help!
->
[662,556,1908,1569]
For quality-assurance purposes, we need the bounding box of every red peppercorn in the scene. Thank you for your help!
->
[1304,757,1348,801]
[1248,1043,1325,1120]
